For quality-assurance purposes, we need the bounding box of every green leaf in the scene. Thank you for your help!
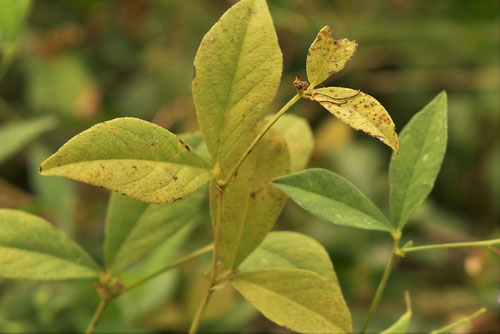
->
[105,185,208,273]
[381,292,412,334]
[0,209,100,280]
[312,87,399,152]
[0,0,31,46]
[272,168,393,232]
[39,117,213,204]
[232,268,352,333]
[0,117,56,165]
[381,311,411,334]
[117,218,204,319]
[273,114,313,172]
[240,231,338,284]
[193,0,282,176]
[390,92,448,229]
[306,26,357,88]
[211,127,290,269]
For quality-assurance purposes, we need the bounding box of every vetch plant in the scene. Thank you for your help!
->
[0,0,498,333]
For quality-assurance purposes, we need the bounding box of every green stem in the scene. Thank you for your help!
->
[219,93,301,186]
[189,286,215,334]
[430,308,486,334]
[85,299,109,334]
[189,188,224,334]
[360,238,400,334]
[403,239,500,254]
[123,244,214,293]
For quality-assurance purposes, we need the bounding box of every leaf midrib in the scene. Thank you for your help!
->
[42,158,212,173]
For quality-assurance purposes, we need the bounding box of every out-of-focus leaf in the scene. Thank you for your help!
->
[105,185,207,273]
[0,0,31,46]
[390,92,447,229]
[39,117,213,204]
[306,26,357,87]
[26,53,100,119]
[211,127,289,269]
[0,209,100,279]
[27,144,77,236]
[273,168,393,232]
[193,0,282,177]
[232,268,352,333]
[117,216,206,319]
[0,117,56,165]
[312,87,399,152]
[240,231,338,284]
[273,114,313,172]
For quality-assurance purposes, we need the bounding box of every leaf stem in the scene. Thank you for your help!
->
[219,93,301,186]
[430,308,486,334]
[85,299,109,334]
[360,237,400,334]
[402,239,500,254]
[123,244,214,293]
[189,187,224,334]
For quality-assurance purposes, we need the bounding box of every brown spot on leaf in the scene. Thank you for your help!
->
[173,175,178,181]
[38,165,42,173]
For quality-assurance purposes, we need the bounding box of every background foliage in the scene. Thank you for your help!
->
[0,0,498,332]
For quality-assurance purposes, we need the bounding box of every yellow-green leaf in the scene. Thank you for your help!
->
[312,87,399,151]
[273,114,313,172]
[0,209,100,280]
[211,127,290,269]
[193,0,282,175]
[40,117,212,204]
[239,231,339,284]
[306,26,357,88]
[232,268,352,333]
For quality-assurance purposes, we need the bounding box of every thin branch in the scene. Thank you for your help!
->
[430,308,487,334]
[85,299,109,334]
[403,239,500,254]
[219,93,301,186]
[360,238,400,334]
[123,244,214,293]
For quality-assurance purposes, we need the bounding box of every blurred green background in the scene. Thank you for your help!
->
[0,0,498,332]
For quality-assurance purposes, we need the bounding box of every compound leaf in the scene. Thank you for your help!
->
[273,114,313,172]
[0,116,56,165]
[232,268,352,333]
[193,0,282,176]
[306,26,357,88]
[390,92,447,229]
[39,117,212,204]
[211,127,290,269]
[313,87,399,152]
[240,231,338,284]
[0,209,100,280]
[273,168,393,232]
